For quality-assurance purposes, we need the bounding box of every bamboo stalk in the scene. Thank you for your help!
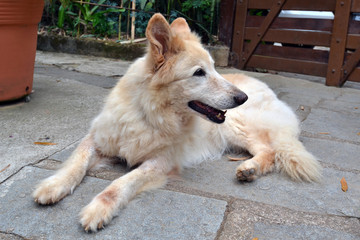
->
[77,0,83,37]
[118,0,123,40]
[210,0,215,35]
[126,0,130,39]
[131,0,136,41]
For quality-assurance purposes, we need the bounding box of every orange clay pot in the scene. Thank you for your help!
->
[0,0,44,102]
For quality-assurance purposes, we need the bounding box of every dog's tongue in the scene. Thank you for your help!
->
[188,100,226,124]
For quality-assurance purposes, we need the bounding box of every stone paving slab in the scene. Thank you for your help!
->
[0,75,108,183]
[174,156,360,218]
[302,108,360,143]
[218,199,360,240]
[253,223,359,240]
[301,136,360,172]
[0,167,227,240]
[35,64,119,89]
[35,51,131,78]
[318,98,360,115]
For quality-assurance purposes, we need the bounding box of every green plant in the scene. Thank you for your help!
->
[72,0,124,36]
[57,0,72,28]
[41,0,222,43]
[181,0,220,41]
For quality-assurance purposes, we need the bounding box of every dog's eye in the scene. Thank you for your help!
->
[193,68,205,77]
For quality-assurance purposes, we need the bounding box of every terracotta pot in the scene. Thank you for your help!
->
[0,0,44,102]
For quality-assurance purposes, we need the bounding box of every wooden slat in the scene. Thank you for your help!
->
[346,34,360,49]
[219,0,237,47]
[244,28,360,49]
[246,16,333,32]
[248,0,336,11]
[340,46,360,85]
[351,1,360,12]
[348,68,360,82]
[239,0,287,69]
[245,28,332,46]
[251,44,329,63]
[349,20,360,34]
[326,0,351,86]
[247,55,328,76]
[231,0,249,67]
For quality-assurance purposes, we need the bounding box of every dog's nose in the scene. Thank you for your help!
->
[234,92,248,105]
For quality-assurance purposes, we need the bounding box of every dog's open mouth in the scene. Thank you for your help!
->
[188,100,227,124]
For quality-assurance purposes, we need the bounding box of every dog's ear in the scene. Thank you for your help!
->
[146,13,172,70]
[170,17,191,37]
[170,17,201,42]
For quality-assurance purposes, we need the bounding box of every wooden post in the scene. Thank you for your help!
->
[231,0,248,67]
[326,0,351,86]
[219,0,237,47]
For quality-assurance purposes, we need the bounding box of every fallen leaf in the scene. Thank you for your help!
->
[252,238,259,240]
[34,142,57,145]
[227,156,250,161]
[0,164,10,173]
[357,132,360,136]
[340,177,348,192]
[318,132,330,135]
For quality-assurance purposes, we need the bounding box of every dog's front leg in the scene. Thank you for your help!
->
[33,134,99,204]
[79,158,173,232]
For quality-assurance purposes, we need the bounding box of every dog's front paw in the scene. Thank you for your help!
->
[33,176,74,205]
[80,197,117,232]
[236,160,258,182]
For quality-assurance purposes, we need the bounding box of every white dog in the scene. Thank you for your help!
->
[33,13,321,232]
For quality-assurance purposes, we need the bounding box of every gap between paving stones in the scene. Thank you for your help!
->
[0,232,25,240]
[301,130,360,146]
[0,137,82,185]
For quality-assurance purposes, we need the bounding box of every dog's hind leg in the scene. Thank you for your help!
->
[226,127,275,181]
[33,134,100,204]
[79,158,174,232]
[234,130,276,182]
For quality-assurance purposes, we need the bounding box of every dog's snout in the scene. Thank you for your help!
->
[234,92,248,106]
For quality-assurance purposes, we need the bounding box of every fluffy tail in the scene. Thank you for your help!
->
[274,137,322,182]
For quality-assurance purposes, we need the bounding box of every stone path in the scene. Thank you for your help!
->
[0,51,359,239]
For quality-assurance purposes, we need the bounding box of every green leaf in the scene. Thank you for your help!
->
[90,0,107,15]
[65,10,78,16]
[57,5,66,28]
[145,2,153,11]
[140,0,147,10]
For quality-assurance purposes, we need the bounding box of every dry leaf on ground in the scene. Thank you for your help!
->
[34,142,57,145]
[340,177,348,192]
[227,156,250,161]
[318,132,330,135]
[0,164,10,173]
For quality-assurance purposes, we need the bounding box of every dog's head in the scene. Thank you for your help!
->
[145,14,247,124]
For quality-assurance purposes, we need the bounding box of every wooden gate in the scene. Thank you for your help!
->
[219,0,360,87]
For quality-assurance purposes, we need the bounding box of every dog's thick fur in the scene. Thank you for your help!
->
[33,14,321,232]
